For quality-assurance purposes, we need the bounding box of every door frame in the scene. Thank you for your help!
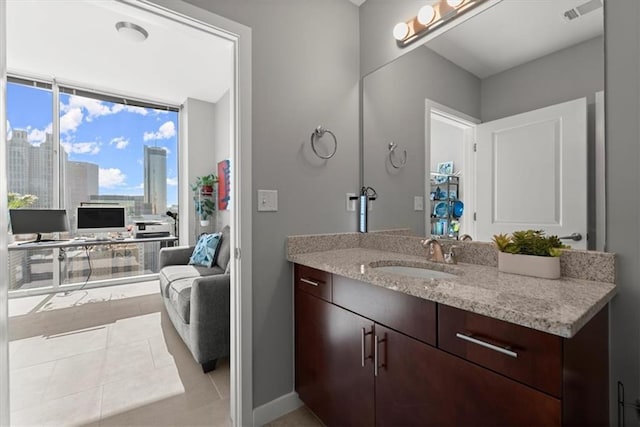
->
[425,100,480,238]
[0,0,9,424]
[0,0,253,425]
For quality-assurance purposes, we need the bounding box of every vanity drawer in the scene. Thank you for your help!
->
[438,304,562,398]
[294,264,332,302]
[333,274,436,346]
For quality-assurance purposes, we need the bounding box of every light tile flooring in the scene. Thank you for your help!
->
[8,281,231,427]
[265,406,324,427]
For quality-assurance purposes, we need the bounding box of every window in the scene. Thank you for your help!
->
[6,77,180,293]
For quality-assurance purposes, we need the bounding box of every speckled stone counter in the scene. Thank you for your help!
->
[287,246,616,338]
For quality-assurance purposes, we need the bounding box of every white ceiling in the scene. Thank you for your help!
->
[6,0,233,105]
[426,0,603,79]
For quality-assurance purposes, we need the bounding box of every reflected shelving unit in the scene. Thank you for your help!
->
[429,173,460,238]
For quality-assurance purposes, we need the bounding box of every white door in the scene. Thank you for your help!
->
[475,97,587,249]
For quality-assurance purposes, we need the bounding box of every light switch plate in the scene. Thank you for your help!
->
[414,196,424,211]
[258,190,278,211]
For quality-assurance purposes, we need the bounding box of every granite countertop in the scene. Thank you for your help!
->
[288,247,616,338]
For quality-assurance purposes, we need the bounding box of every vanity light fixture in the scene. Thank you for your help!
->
[393,0,488,46]
[115,21,149,43]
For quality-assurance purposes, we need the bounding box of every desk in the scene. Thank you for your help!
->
[8,236,178,251]
[8,236,178,292]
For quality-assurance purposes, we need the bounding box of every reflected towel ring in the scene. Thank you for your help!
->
[310,126,337,159]
[388,142,407,169]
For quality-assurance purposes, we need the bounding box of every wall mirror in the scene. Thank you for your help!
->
[363,0,604,250]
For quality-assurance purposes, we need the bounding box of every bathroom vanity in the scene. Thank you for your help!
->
[288,234,616,427]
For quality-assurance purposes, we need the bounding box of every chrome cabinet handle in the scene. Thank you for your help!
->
[300,278,320,287]
[455,333,518,359]
[361,326,373,367]
[374,334,386,376]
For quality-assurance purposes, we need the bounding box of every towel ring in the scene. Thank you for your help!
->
[388,142,407,169]
[310,126,337,159]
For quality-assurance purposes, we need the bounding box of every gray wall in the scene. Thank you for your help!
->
[183,97,218,245]
[481,36,604,122]
[212,90,231,230]
[363,46,480,235]
[182,0,360,408]
[605,1,640,426]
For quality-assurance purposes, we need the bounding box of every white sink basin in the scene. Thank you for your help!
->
[374,265,457,280]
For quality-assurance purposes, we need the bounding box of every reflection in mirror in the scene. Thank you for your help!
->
[363,0,604,250]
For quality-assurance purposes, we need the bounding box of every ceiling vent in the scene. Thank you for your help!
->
[563,0,602,22]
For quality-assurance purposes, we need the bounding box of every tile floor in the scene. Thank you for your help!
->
[8,281,231,427]
[265,406,324,427]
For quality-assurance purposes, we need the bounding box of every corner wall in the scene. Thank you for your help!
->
[182,0,361,409]
[605,1,640,426]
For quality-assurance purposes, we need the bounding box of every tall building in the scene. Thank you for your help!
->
[66,161,99,208]
[143,145,167,215]
[8,130,64,208]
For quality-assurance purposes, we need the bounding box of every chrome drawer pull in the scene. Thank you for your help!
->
[455,333,518,359]
[300,278,320,287]
[361,326,373,367]
[374,334,386,376]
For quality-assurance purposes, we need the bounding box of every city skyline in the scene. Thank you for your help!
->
[6,81,179,208]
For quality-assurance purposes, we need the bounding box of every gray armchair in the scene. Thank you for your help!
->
[158,225,230,372]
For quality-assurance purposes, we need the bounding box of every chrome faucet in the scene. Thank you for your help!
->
[421,238,445,263]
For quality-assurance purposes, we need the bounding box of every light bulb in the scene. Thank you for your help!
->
[417,5,436,25]
[447,0,465,8]
[393,22,409,41]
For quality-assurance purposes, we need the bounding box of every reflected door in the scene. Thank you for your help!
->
[475,97,587,249]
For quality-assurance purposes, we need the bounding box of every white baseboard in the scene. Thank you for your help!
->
[252,391,303,426]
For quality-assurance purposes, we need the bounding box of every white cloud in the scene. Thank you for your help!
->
[110,136,129,149]
[99,168,127,188]
[27,123,53,144]
[143,121,176,141]
[58,96,150,134]
[167,177,178,186]
[61,141,101,155]
[6,120,12,139]
[60,108,84,134]
[111,104,148,116]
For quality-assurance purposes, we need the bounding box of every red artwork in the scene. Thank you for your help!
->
[217,159,231,210]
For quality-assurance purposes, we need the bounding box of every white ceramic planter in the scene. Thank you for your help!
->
[498,252,561,279]
[200,220,210,227]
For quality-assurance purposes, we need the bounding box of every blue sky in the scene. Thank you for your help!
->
[6,82,179,206]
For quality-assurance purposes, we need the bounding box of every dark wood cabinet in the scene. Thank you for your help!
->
[295,288,374,426]
[293,264,608,427]
[375,324,561,426]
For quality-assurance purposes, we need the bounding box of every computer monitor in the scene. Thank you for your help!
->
[9,209,69,242]
[76,206,127,234]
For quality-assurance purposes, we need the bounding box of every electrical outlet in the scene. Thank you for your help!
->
[414,196,424,211]
[346,193,356,211]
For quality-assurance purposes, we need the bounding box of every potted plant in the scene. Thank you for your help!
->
[195,198,216,226]
[192,174,218,196]
[492,230,568,279]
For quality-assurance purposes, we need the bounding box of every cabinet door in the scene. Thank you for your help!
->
[374,324,561,427]
[295,289,375,426]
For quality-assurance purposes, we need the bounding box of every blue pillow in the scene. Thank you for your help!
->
[188,232,222,268]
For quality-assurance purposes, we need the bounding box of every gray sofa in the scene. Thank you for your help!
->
[158,225,230,372]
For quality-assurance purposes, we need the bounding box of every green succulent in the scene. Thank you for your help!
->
[492,229,568,257]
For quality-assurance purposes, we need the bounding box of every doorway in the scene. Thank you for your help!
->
[425,100,479,239]
[0,0,252,425]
